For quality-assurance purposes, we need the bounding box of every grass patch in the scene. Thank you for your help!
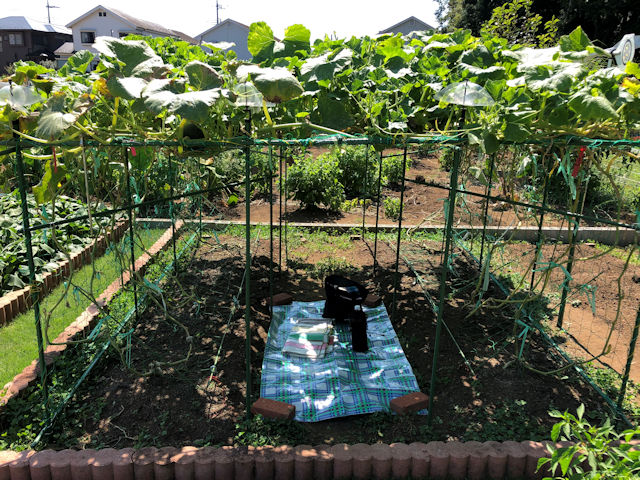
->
[0,228,164,387]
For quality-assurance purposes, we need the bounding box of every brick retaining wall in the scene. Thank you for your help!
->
[0,221,184,407]
[0,221,130,327]
[0,441,561,480]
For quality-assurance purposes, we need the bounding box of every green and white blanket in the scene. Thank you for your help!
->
[260,300,424,422]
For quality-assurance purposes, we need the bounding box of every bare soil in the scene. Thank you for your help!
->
[46,231,629,450]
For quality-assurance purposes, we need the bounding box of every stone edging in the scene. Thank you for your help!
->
[0,220,184,407]
[0,441,596,480]
[0,221,130,327]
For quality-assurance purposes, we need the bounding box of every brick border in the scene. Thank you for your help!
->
[0,221,130,327]
[0,220,184,407]
[0,441,574,480]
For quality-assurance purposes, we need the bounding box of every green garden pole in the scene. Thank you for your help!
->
[530,167,551,291]
[618,298,640,409]
[362,144,369,237]
[269,146,274,320]
[391,146,408,322]
[373,150,383,275]
[279,147,283,274]
[123,147,140,324]
[168,151,178,274]
[244,116,253,418]
[14,135,49,418]
[428,147,461,423]
[478,154,496,268]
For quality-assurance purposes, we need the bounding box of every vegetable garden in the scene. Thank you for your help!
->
[1,21,640,449]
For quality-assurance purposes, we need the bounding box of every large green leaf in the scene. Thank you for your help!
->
[567,91,619,121]
[300,49,353,82]
[144,89,225,122]
[559,27,591,52]
[184,61,223,90]
[248,22,275,61]
[283,24,310,55]
[35,93,91,138]
[311,92,354,130]
[107,76,148,100]
[93,37,165,77]
[0,85,43,111]
[61,50,95,74]
[33,160,68,204]
[251,68,303,103]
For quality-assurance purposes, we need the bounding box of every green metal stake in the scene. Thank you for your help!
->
[168,151,178,273]
[530,168,551,291]
[14,135,49,419]
[478,154,496,267]
[373,150,383,275]
[362,144,369,237]
[244,115,253,418]
[279,147,283,274]
[618,297,640,409]
[123,147,140,324]
[428,147,461,424]
[391,146,408,321]
[269,146,274,320]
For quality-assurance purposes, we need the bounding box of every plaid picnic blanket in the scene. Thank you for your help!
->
[260,300,424,422]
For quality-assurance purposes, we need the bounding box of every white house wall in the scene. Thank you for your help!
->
[200,22,250,60]
[71,14,134,52]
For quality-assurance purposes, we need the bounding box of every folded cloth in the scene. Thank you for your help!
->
[282,318,335,359]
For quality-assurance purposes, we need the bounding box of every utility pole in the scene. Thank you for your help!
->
[216,0,224,24]
[46,0,59,24]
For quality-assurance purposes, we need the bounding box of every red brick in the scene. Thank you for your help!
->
[235,453,254,480]
[253,446,275,480]
[49,449,75,480]
[370,444,392,480]
[270,292,293,306]
[0,451,20,480]
[194,447,216,480]
[390,392,429,414]
[504,440,527,479]
[389,443,411,480]
[466,442,489,480]
[9,450,34,480]
[351,444,372,480]
[154,447,177,480]
[426,441,449,480]
[214,447,234,480]
[251,397,295,420]
[0,299,9,325]
[364,294,382,307]
[70,449,97,480]
[312,445,333,480]
[29,449,56,480]
[294,445,314,480]
[446,442,469,480]
[273,446,294,480]
[171,446,197,480]
[485,441,508,480]
[92,448,117,480]
[133,447,156,480]
[331,444,353,480]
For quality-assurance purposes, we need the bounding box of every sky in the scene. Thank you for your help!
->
[3,0,440,40]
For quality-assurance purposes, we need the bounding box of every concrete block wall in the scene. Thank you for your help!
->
[0,221,184,407]
[0,442,562,480]
[0,221,130,327]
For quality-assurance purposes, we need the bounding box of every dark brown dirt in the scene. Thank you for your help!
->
[55,231,627,450]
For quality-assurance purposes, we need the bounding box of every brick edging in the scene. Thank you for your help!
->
[0,440,594,480]
[0,220,184,407]
[0,221,130,327]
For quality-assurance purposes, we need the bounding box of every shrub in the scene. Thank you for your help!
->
[250,148,277,196]
[286,151,345,211]
[383,197,402,220]
[334,146,378,198]
[382,154,411,186]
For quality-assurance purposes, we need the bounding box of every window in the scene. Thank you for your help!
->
[8,33,24,46]
[119,31,132,38]
[98,11,107,17]
[81,31,95,44]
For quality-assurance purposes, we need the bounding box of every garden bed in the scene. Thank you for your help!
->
[5,227,629,450]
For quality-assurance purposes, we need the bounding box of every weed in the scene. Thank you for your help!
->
[234,415,305,446]
[310,257,358,280]
[383,197,402,220]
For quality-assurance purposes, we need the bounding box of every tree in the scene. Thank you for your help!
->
[436,0,638,47]
[480,0,558,47]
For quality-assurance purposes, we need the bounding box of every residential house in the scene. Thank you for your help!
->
[59,5,196,65]
[196,18,251,61]
[0,16,72,70]
[378,16,434,36]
